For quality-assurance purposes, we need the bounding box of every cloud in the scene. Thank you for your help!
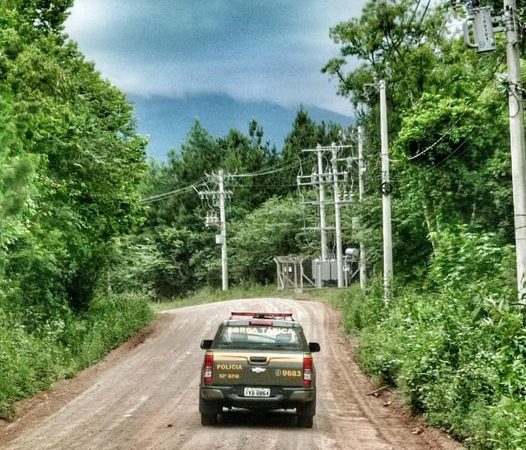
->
[65,0,365,116]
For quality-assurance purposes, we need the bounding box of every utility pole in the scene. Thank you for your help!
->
[298,143,352,288]
[331,143,345,288]
[504,0,526,302]
[218,170,228,291]
[460,0,526,301]
[317,145,328,261]
[380,80,393,300]
[357,126,367,291]
[199,171,230,291]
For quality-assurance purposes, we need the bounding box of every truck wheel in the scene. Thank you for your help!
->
[201,412,217,426]
[297,399,316,416]
[297,414,313,428]
[297,400,315,428]
[199,396,218,426]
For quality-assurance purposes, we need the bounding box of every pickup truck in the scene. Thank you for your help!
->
[199,311,321,428]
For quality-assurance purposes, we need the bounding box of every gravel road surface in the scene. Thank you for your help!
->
[0,298,463,450]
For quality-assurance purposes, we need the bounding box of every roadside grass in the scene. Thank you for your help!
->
[151,284,287,312]
[150,283,357,314]
[323,279,526,450]
[0,293,153,418]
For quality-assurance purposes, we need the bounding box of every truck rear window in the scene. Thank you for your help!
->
[216,325,303,349]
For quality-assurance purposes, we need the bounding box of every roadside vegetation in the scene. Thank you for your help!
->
[0,2,153,417]
[152,284,281,312]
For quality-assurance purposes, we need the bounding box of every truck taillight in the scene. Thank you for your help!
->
[303,355,313,387]
[203,353,214,384]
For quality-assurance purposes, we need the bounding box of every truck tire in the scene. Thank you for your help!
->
[297,400,315,428]
[297,414,313,428]
[199,396,218,426]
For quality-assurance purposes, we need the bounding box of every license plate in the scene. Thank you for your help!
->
[244,387,271,397]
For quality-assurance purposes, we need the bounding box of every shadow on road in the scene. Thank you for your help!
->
[218,409,299,428]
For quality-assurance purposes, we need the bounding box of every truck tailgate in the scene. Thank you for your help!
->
[212,350,305,387]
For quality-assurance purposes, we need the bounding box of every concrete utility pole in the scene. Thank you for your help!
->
[357,126,367,291]
[317,145,328,261]
[380,80,393,300]
[199,171,230,291]
[218,170,228,291]
[503,0,526,302]
[461,0,526,301]
[331,143,345,288]
[298,143,353,288]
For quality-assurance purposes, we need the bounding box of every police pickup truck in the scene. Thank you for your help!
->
[199,311,320,428]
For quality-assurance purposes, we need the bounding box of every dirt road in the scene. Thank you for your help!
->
[0,298,462,450]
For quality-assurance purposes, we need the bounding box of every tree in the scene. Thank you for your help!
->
[229,196,305,284]
[0,1,148,316]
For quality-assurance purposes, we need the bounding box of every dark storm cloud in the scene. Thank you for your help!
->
[66,0,366,114]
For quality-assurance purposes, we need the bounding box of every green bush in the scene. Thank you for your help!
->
[338,229,526,449]
[67,293,154,369]
[342,281,526,448]
[0,323,62,416]
[0,293,153,418]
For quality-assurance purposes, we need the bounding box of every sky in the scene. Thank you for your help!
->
[64,1,366,159]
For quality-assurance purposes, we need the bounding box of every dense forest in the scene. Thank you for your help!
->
[0,0,525,447]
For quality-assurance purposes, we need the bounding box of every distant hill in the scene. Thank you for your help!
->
[129,93,353,161]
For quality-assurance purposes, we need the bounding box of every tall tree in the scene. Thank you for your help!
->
[0,1,148,316]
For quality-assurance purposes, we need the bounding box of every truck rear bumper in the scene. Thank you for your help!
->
[201,385,315,410]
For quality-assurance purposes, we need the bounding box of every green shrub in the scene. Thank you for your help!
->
[63,293,154,371]
[0,293,153,417]
[473,398,526,449]
[0,323,62,416]
[340,272,526,448]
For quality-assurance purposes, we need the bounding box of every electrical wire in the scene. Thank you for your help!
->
[406,0,423,33]
[139,181,206,204]
[139,151,314,203]
[407,53,506,163]
[416,0,432,30]
[228,154,310,179]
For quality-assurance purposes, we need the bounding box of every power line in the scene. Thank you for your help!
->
[139,182,206,204]
[407,54,506,162]
[228,160,301,178]
[140,152,314,203]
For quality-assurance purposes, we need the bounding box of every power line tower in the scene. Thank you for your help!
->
[297,143,354,288]
[458,0,526,302]
[198,170,231,291]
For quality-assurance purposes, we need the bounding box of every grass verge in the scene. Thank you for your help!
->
[0,293,153,418]
[151,284,286,312]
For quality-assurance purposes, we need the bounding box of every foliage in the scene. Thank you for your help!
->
[0,0,153,417]
[0,1,148,317]
[428,225,515,290]
[134,109,346,297]
[340,241,525,448]
[229,196,305,284]
[324,0,526,447]
[0,294,153,418]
